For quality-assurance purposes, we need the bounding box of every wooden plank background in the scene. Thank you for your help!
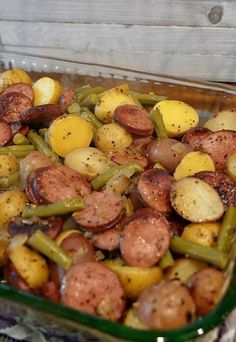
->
[0,0,236,81]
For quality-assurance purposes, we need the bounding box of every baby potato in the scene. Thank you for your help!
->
[225,152,236,181]
[8,245,49,289]
[174,151,215,180]
[94,123,133,152]
[33,77,62,106]
[0,68,32,93]
[166,258,207,283]
[204,110,236,132]
[95,84,137,123]
[0,190,27,225]
[154,100,199,137]
[182,222,221,247]
[65,147,112,179]
[104,260,163,299]
[0,155,18,177]
[47,114,93,157]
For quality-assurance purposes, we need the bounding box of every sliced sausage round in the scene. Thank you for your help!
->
[31,165,91,204]
[25,171,39,204]
[120,214,170,267]
[106,147,149,169]
[187,268,225,316]
[135,280,196,330]
[59,88,75,113]
[10,122,29,136]
[114,104,154,136]
[132,134,153,149]
[20,104,61,123]
[61,262,126,321]
[0,92,32,123]
[182,127,211,150]
[199,130,236,170]
[137,168,174,214]
[73,191,123,232]
[60,232,96,264]
[92,223,122,251]
[2,83,34,103]
[0,122,12,146]
[195,171,236,208]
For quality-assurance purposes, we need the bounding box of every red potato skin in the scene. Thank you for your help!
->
[187,268,225,316]
[0,122,12,146]
[120,213,171,267]
[2,83,34,103]
[135,280,196,330]
[73,191,123,232]
[147,138,193,172]
[61,262,126,321]
[60,232,97,264]
[0,92,32,123]
[137,168,174,214]
[114,104,154,136]
[199,130,236,170]
[59,88,76,113]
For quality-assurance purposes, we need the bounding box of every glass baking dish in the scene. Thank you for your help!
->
[0,50,235,342]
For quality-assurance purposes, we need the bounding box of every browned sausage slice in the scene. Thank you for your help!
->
[61,262,126,321]
[25,172,39,204]
[114,104,154,136]
[32,165,91,204]
[199,130,236,170]
[2,83,34,103]
[60,232,96,264]
[182,127,211,150]
[73,191,123,232]
[120,214,170,267]
[135,280,196,329]
[187,268,225,316]
[137,168,174,214]
[106,147,149,169]
[20,104,61,123]
[195,171,236,208]
[10,122,29,136]
[0,122,12,146]
[92,223,122,251]
[0,92,32,123]
[59,88,75,113]
[132,134,153,148]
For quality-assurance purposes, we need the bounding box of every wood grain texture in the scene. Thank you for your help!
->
[0,0,235,27]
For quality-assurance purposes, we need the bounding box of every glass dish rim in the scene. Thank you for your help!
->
[0,49,235,341]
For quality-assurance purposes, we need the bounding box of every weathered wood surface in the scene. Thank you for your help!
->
[0,0,236,81]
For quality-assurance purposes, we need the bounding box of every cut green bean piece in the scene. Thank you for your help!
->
[159,249,174,269]
[150,108,168,138]
[0,145,35,157]
[27,130,60,163]
[13,133,29,145]
[80,93,100,109]
[38,128,48,139]
[67,102,81,114]
[28,230,72,270]
[170,236,228,269]
[80,107,103,129]
[91,162,143,191]
[131,92,167,105]
[217,207,236,254]
[75,86,104,102]
[0,171,20,188]
[22,197,85,218]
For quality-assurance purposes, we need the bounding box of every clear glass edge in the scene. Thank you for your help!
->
[0,49,235,341]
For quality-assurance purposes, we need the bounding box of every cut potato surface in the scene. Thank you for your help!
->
[166,258,207,283]
[33,77,62,106]
[0,190,27,225]
[0,155,18,177]
[170,177,224,222]
[204,110,236,132]
[225,152,236,181]
[0,69,32,93]
[124,309,148,330]
[182,222,220,247]
[48,114,93,157]
[174,151,215,180]
[154,100,199,137]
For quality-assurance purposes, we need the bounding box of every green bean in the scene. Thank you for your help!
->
[0,145,35,158]
[150,108,168,138]
[27,130,60,163]
[75,86,104,102]
[38,128,48,139]
[217,207,236,254]
[170,236,228,269]
[22,196,85,218]
[159,249,174,269]
[62,217,80,231]
[28,230,72,270]
[13,133,29,145]
[80,93,100,109]
[91,162,143,191]
[67,102,81,114]
[131,91,167,105]
[80,107,103,129]
[0,171,20,188]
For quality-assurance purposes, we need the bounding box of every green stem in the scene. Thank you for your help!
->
[150,108,168,138]
[131,91,167,105]
[217,207,236,254]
